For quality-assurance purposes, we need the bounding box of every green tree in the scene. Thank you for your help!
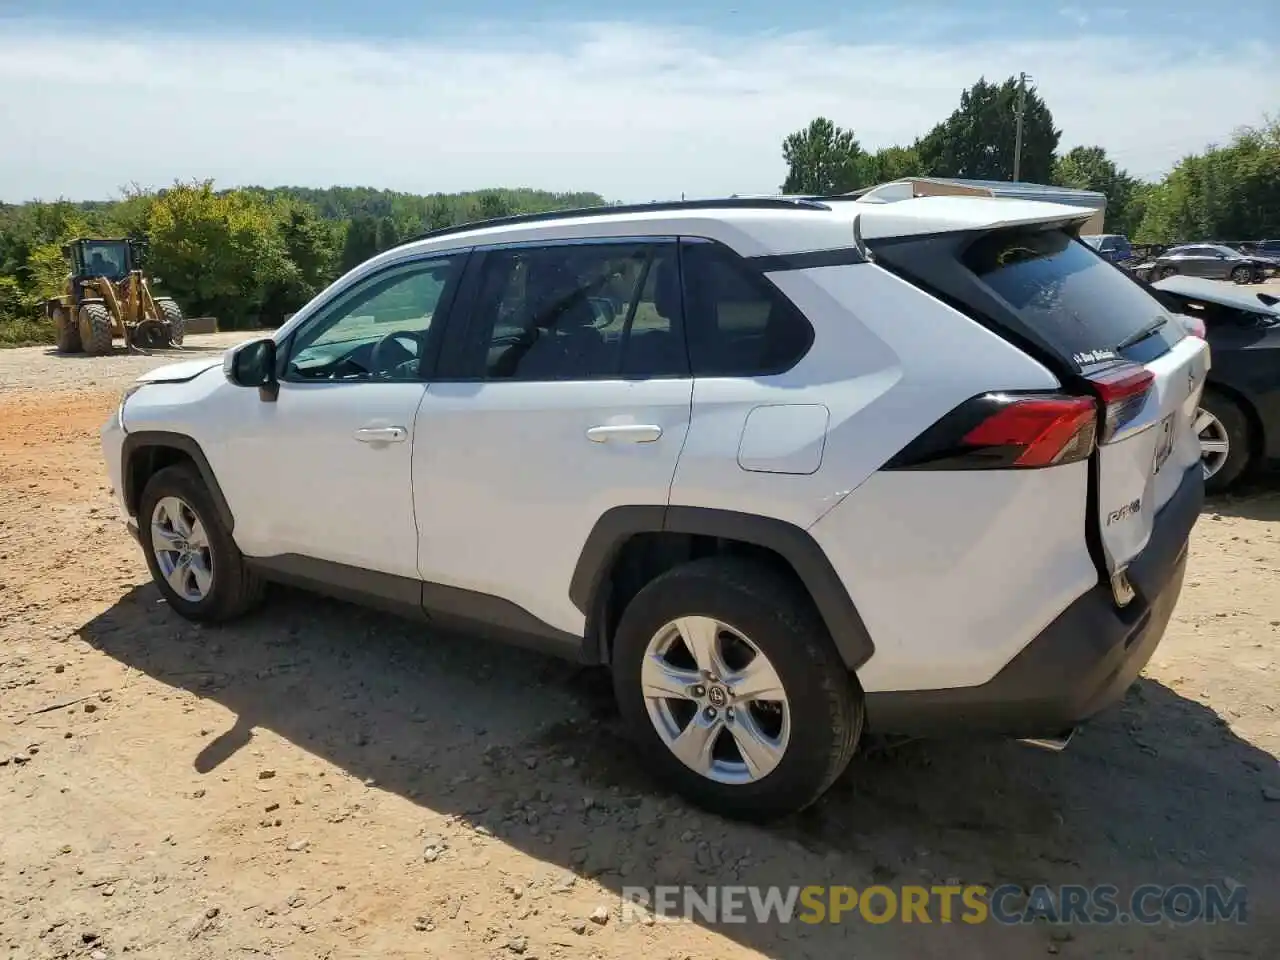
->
[916,76,1060,183]
[339,215,379,273]
[476,190,513,220]
[146,180,291,328]
[374,215,402,252]
[1053,145,1144,236]
[259,201,340,325]
[424,198,455,232]
[781,118,866,194]
[861,145,925,185]
[1137,120,1280,243]
[27,242,73,302]
[280,203,337,296]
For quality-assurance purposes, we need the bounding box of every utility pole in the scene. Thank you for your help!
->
[1012,71,1029,182]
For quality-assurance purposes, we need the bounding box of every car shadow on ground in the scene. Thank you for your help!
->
[1206,481,1280,522]
[76,583,1280,957]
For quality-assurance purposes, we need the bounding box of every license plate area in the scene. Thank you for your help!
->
[1152,412,1175,475]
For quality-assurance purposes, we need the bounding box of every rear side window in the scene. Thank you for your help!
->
[961,228,1183,366]
[461,241,687,381]
[681,240,813,376]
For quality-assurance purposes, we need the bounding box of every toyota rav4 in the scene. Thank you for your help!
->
[101,194,1208,820]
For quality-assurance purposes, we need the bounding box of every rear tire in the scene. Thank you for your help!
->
[611,556,862,821]
[157,298,186,345]
[1157,266,1177,280]
[138,463,266,622]
[52,306,81,353]
[77,302,114,355]
[1198,391,1253,493]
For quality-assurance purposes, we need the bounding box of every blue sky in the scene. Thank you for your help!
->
[1,1,1275,202]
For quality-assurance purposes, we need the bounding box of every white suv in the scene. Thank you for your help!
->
[101,195,1208,820]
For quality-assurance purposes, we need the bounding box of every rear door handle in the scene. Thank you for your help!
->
[586,424,663,444]
[354,426,407,443]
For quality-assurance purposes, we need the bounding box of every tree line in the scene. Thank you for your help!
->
[0,184,604,345]
[781,76,1279,244]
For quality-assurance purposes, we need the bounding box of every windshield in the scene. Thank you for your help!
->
[81,241,128,278]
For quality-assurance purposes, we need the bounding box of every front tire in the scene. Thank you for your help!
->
[1198,391,1253,493]
[52,306,81,353]
[1231,265,1255,285]
[138,463,265,622]
[157,298,186,345]
[611,556,862,821]
[77,302,114,355]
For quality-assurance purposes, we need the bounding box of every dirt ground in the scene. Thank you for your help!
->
[1,333,1278,960]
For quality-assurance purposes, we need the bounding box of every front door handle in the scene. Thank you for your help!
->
[354,426,407,443]
[586,424,663,444]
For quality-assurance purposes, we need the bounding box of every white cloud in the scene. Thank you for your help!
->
[1059,6,1091,27]
[0,21,1272,202]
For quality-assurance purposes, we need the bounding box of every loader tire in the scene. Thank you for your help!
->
[52,306,81,353]
[157,298,186,346]
[78,302,114,356]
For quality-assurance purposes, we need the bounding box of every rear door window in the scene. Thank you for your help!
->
[961,228,1184,367]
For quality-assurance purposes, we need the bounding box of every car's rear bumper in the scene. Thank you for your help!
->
[864,461,1202,739]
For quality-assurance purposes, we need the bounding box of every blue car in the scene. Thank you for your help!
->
[1081,234,1134,263]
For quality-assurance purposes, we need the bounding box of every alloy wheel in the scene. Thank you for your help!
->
[1195,407,1230,480]
[640,616,791,784]
[151,495,214,602]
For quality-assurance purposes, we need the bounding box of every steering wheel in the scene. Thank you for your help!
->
[369,330,429,378]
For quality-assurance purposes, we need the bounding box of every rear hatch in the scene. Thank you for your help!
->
[873,221,1210,586]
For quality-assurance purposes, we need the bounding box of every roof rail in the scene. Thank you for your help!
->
[399,196,831,246]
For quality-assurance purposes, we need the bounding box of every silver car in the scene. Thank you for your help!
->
[1152,244,1275,284]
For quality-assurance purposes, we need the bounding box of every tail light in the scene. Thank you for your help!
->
[888,362,1155,471]
[1086,361,1154,442]
[887,393,1099,471]
[961,396,1098,467]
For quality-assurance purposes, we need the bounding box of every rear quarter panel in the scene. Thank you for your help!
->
[669,262,1064,528]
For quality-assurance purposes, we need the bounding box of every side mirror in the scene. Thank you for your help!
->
[223,337,279,402]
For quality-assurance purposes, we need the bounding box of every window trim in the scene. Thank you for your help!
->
[437,237,690,383]
[277,249,471,385]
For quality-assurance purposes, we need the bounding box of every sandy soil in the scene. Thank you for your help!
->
[1,334,1278,959]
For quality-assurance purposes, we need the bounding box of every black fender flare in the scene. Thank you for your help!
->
[570,505,875,670]
[120,431,236,533]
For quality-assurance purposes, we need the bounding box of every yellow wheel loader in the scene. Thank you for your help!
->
[44,237,186,355]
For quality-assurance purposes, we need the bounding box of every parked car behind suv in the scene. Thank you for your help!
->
[102,195,1207,820]
[1151,243,1277,283]
[1152,274,1280,491]
[1081,233,1134,263]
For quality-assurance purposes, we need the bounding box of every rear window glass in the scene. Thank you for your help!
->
[963,229,1183,366]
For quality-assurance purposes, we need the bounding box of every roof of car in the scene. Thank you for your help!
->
[1153,274,1280,316]
[382,194,1094,267]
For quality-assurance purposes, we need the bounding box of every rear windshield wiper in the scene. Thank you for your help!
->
[1115,315,1168,351]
